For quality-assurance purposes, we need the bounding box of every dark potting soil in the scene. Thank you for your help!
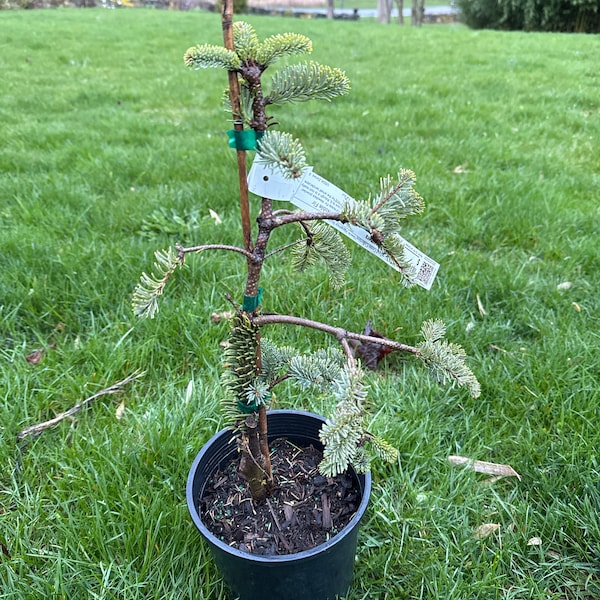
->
[199,438,361,556]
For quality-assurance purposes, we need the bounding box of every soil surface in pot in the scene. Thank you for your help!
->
[199,438,361,556]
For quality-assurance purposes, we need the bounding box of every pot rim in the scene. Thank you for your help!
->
[186,409,372,563]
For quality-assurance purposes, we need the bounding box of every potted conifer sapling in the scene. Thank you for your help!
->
[133,11,480,600]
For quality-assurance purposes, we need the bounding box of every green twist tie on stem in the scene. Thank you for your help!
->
[237,393,271,415]
[237,394,271,415]
[242,287,263,313]
[237,399,259,414]
[227,129,264,151]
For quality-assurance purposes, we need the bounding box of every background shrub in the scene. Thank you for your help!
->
[456,0,600,33]
[455,0,504,28]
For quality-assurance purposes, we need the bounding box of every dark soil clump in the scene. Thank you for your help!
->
[199,438,361,556]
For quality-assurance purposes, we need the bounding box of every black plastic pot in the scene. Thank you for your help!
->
[186,409,372,600]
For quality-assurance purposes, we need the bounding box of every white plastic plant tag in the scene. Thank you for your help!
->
[248,159,439,290]
[247,160,311,201]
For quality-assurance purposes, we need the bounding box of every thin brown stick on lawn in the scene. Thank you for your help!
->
[16,370,145,441]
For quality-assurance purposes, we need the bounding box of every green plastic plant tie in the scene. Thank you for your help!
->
[237,398,259,413]
[237,393,271,414]
[227,129,264,151]
[242,287,263,313]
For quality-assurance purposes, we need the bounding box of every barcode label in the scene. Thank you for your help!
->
[415,258,438,289]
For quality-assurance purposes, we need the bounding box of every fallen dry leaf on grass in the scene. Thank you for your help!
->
[489,344,508,353]
[115,399,126,420]
[476,293,487,317]
[25,349,45,365]
[473,523,501,540]
[448,455,522,481]
[349,321,393,370]
[209,209,222,225]
[0,540,10,559]
[211,311,234,324]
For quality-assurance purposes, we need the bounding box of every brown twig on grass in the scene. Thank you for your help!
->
[16,370,145,442]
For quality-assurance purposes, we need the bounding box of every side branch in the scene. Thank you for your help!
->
[176,243,255,261]
[253,313,419,357]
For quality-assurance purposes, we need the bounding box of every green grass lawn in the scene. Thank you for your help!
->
[1,8,599,599]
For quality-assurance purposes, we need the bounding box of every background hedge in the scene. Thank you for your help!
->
[456,0,600,32]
